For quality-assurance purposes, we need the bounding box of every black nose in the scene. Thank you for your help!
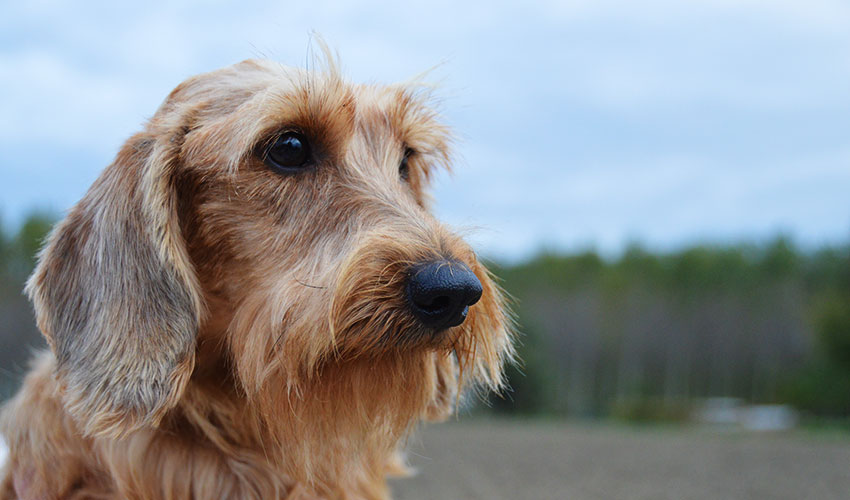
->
[406,261,483,330]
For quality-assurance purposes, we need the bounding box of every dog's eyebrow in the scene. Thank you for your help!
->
[183,73,358,174]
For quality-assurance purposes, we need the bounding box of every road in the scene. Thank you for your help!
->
[391,420,850,500]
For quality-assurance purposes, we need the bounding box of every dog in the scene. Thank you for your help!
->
[0,52,513,499]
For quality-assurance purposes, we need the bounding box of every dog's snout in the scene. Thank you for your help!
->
[406,261,483,330]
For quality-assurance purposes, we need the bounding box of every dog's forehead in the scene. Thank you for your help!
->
[206,60,421,119]
[172,59,450,175]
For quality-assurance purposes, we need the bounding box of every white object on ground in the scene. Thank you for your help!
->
[693,398,799,431]
[739,405,799,431]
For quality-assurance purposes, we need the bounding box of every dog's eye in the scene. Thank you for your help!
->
[399,148,413,182]
[264,132,311,173]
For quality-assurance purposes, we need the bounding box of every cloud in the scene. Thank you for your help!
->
[1,0,849,259]
[0,50,143,153]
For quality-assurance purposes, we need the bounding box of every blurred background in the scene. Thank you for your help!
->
[2,1,849,498]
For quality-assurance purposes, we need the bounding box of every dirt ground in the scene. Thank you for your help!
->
[391,420,850,500]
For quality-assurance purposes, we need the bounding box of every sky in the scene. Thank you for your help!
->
[1,0,849,261]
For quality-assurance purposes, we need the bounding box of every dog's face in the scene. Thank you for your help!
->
[26,59,513,441]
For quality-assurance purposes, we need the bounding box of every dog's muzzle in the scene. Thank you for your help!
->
[406,261,483,331]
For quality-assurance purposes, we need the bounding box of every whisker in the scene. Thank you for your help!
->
[295,279,326,289]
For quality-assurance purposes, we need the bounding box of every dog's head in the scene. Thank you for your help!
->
[26,57,514,439]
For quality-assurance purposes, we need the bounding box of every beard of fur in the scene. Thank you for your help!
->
[252,354,435,496]
[329,229,514,390]
[224,229,514,495]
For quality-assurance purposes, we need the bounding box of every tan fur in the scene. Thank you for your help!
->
[0,55,513,499]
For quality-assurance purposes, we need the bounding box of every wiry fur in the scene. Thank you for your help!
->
[0,55,514,499]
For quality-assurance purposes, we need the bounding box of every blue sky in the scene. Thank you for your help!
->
[2,0,849,260]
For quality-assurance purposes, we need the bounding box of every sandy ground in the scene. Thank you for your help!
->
[391,420,850,500]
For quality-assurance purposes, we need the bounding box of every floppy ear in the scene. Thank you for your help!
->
[26,126,203,438]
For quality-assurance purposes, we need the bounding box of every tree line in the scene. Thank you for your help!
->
[1,214,849,420]
[488,239,850,420]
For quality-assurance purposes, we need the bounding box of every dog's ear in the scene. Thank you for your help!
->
[26,125,203,438]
